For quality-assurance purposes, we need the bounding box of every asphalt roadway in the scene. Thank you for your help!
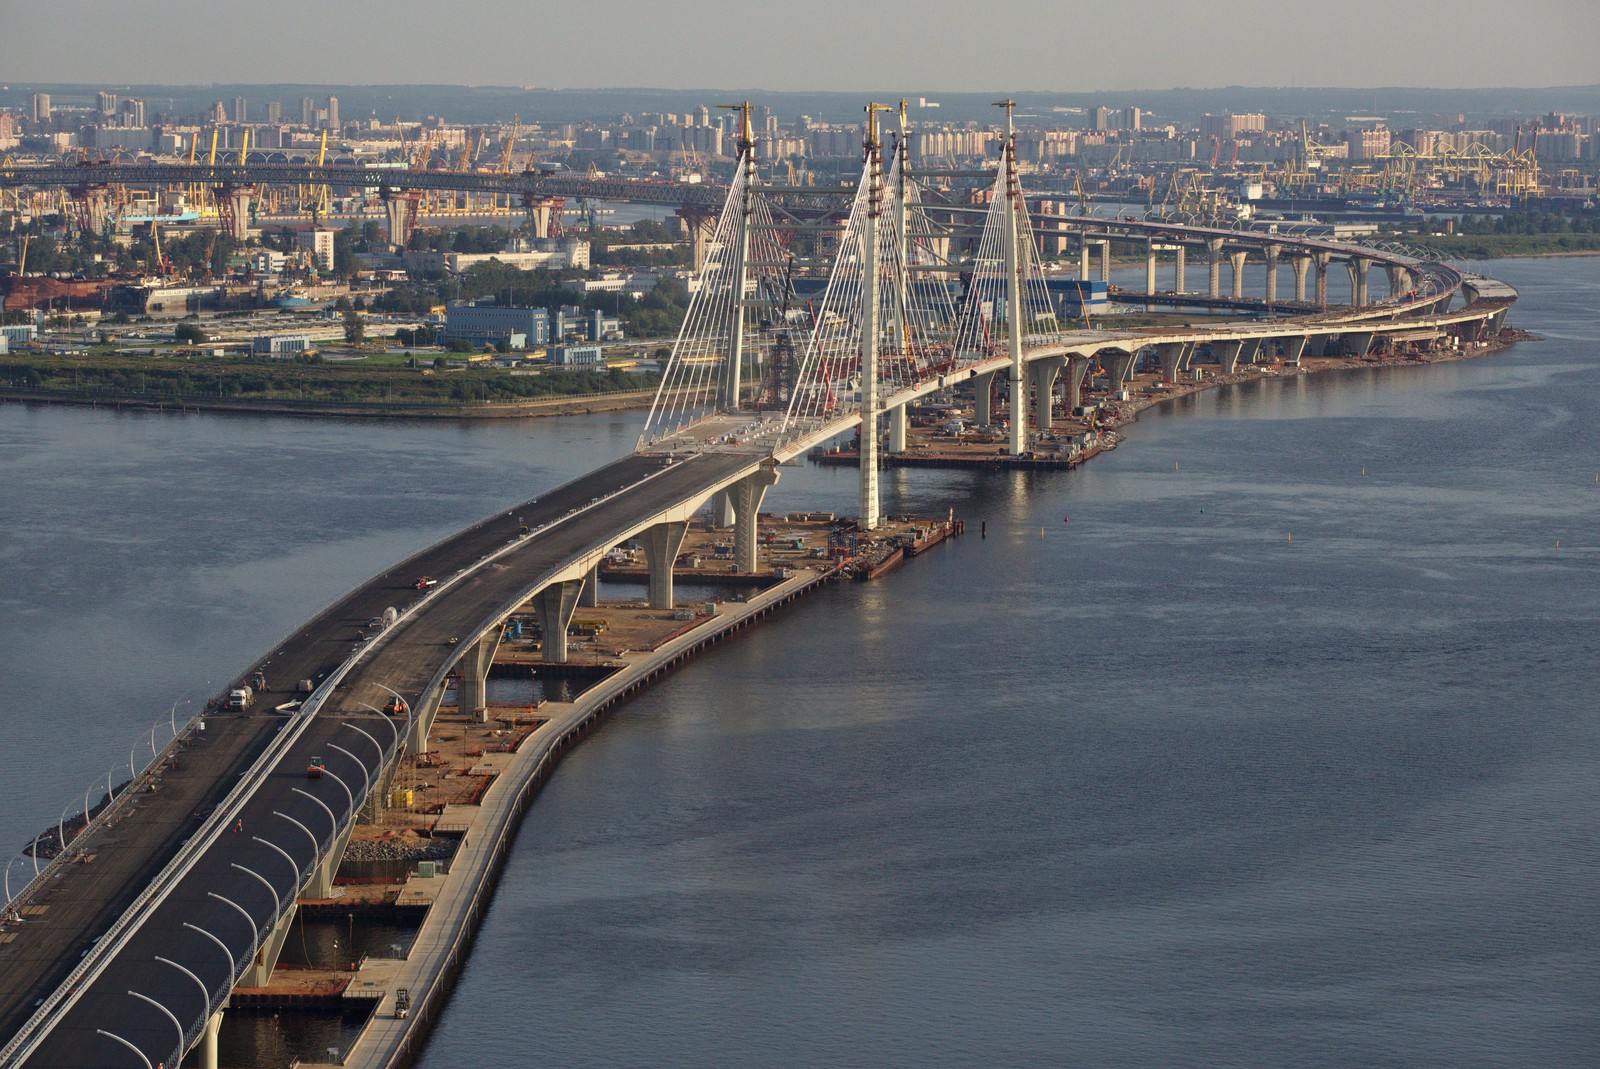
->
[9,449,757,1068]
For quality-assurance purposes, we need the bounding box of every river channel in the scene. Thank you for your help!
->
[1,256,1596,1066]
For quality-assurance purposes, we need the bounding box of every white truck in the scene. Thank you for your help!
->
[226,685,255,710]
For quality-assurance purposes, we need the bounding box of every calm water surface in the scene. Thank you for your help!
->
[1,257,1597,1066]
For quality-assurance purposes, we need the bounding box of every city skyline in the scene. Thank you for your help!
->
[2,0,1597,92]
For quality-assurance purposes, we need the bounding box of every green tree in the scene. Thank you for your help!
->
[173,321,208,345]
[343,310,365,345]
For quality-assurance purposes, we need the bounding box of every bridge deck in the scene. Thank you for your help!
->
[14,452,761,1067]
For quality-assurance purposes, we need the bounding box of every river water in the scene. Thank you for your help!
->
[1,256,1597,1066]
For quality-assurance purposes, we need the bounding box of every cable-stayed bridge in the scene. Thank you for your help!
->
[0,102,1516,1069]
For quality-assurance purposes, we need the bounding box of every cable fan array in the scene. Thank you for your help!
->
[637,161,790,446]
[950,163,1063,363]
[779,152,966,439]
[643,133,1063,452]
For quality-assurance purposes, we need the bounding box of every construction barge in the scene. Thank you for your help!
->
[813,443,1108,471]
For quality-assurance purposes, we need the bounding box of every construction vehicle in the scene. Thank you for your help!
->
[306,755,326,779]
[226,685,254,710]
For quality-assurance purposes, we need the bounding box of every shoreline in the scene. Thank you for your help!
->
[1099,331,1528,431]
[0,386,664,421]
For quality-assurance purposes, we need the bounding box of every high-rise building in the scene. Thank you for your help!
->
[1201,112,1267,140]
[1347,126,1391,161]
[123,98,146,127]
[211,100,227,124]
[301,96,317,127]
[96,91,118,116]
[297,227,336,272]
[325,95,339,130]
[265,101,281,125]
[30,93,50,124]
[232,96,247,124]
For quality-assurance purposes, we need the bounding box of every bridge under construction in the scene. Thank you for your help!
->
[0,101,1517,1069]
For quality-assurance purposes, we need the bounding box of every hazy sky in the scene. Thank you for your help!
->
[4,0,1597,91]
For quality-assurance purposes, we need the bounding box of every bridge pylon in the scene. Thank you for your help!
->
[640,125,789,447]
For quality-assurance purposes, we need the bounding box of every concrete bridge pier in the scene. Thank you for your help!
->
[1214,339,1245,375]
[1030,355,1065,430]
[537,580,585,662]
[217,184,257,242]
[972,369,997,427]
[887,403,908,453]
[1290,254,1311,302]
[1206,238,1226,299]
[1344,331,1375,357]
[68,184,115,239]
[1228,250,1248,299]
[408,686,446,757]
[710,489,736,529]
[244,902,298,986]
[1173,245,1186,293]
[1302,333,1329,357]
[1348,256,1372,308]
[579,563,600,608]
[1386,264,1411,298]
[523,195,565,239]
[1156,342,1188,382]
[734,466,780,573]
[201,1008,223,1069]
[522,196,550,238]
[1313,252,1332,309]
[1240,337,1264,366]
[1065,355,1092,412]
[1145,240,1158,296]
[1080,238,1109,282]
[1282,336,1309,366]
[458,628,503,721]
[1103,350,1139,391]
[643,521,689,609]
[308,822,355,900]
[380,188,421,249]
[675,207,717,272]
[1263,245,1280,307]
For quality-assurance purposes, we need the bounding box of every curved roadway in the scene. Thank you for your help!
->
[5,450,763,1068]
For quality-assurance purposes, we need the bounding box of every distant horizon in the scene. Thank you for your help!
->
[9,80,1599,130]
[9,81,1600,94]
[3,0,1596,92]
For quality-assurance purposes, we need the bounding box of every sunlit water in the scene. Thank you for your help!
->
[2,257,1596,1066]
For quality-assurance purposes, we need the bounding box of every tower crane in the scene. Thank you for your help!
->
[499,115,522,174]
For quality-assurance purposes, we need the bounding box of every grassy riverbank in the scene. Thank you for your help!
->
[0,350,660,413]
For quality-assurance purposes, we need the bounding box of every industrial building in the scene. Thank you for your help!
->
[444,302,551,350]
[0,323,39,350]
[251,334,311,357]
[1048,279,1110,317]
[551,305,622,342]
[550,343,604,366]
